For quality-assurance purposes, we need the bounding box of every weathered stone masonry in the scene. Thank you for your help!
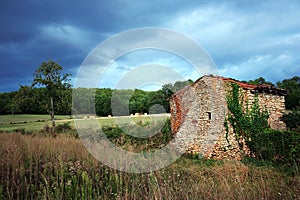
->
[170,75,286,160]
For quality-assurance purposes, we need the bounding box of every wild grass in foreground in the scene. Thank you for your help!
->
[0,133,299,200]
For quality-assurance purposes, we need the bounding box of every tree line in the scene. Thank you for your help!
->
[0,60,193,117]
[243,76,300,110]
[0,60,299,119]
[0,84,195,116]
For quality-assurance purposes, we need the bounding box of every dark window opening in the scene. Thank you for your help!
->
[207,112,212,120]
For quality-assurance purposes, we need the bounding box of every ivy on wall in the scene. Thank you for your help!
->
[225,83,269,153]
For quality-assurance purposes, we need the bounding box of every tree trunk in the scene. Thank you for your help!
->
[50,96,55,131]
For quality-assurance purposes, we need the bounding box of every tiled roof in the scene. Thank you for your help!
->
[193,75,287,95]
[221,77,257,89]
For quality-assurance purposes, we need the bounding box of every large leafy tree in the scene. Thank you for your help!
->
[32,60,71,129]
[277,76,300,110]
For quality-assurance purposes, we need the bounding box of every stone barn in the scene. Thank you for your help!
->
[170,75,286,160]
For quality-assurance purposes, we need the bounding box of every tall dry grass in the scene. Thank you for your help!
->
[0,133,299,200]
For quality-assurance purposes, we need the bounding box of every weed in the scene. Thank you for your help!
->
[0,133,299,199]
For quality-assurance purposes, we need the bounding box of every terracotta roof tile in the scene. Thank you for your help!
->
[177,75,286,97]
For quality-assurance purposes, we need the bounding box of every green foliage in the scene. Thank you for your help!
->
[162,80,192,112]
[247,77,274,86]
[72,88,95,115]
[254,129,300,165]
[95,88,112,116]
[7,99,20,115]
[226,83,269,150]
[55,122,73,133]
[0,85,182,117]
[281,110,300,130]
[0,78,192,116]
[277,76,300,110]
[100,119,173,151]
[0,91,19,114]
[14,86,46,114]
[226,83,300,167]
[101,125,123,139]
[161,118,172,143]
[1,76,299,119]
[148,90,167,113]
[32,60,72,94]
[110,89,133,116]
[129,89,150,114]
[32,59,72,128]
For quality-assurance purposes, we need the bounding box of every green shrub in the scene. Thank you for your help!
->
[55,122,72,133]
[100,119,173,151]
[254,129,300,165]
[15,128,26,135]
[102,125,123,139]
[281,110,300,130]
[53,123,78,138]
[161,118,172,143]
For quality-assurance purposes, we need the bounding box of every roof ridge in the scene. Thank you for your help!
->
[192,75,287,95]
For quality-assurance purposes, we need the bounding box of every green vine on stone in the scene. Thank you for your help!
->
[225,83,269,153]
[224,120,230,144]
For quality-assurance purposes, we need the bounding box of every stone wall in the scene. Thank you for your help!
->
[170,75,286,160]
[257,93,286,130]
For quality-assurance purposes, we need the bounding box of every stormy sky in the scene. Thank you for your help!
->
[1,0,300,92]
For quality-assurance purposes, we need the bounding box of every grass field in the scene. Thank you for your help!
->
[0,114,299,199]
[0,114,169,132]
[0,114,73,131]
[0,133,299,199]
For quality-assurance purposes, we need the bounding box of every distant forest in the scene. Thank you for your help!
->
[0,80,192,116]
[0,76,299,116]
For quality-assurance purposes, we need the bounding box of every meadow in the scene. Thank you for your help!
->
[0,114,169,132]
[0,114,73,132]
[0,114,299,199]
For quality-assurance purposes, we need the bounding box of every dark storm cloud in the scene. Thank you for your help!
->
[0,0,116,92]
[0,0,299,92]
[0,0,198,92]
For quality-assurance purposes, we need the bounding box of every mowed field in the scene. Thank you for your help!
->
[0,114,170,132]
[0,114,73,131]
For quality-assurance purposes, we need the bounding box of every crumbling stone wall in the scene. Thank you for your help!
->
[170,75,286,160]
[256,92,286,130]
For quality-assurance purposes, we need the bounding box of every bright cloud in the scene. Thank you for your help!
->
[164,1,300,83]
